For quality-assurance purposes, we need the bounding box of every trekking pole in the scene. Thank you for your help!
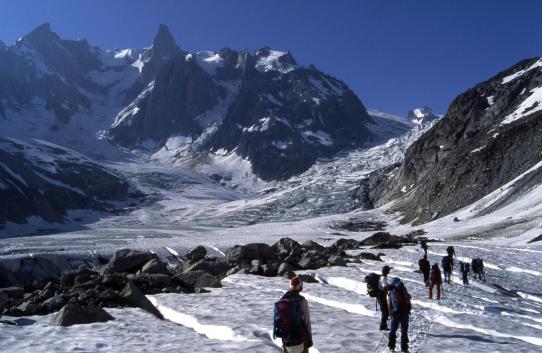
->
[372,331,386,353]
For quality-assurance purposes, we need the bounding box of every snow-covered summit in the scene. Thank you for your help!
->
[407,106,440,125]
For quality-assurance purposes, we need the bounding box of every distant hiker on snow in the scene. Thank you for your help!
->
[364,265,392,331]
[446,245,456,271]
[274,276,313,353]
[387,277,412,353]
[441,256,452,284]
[459,262,470,285]
[419,239,429,257]
[429,263,443,300]
[418,255,430,286]
[471,258,486,281]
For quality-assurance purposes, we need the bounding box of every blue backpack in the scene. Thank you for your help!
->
[273,294,305,341]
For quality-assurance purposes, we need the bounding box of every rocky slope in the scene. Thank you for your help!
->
[105,30,377,180]
[373,57,542,224]
[0,138,138,234]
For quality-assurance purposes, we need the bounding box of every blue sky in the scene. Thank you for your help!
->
[1,0,540,116]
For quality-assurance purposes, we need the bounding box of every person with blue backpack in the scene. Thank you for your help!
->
[273,276,313,353]
[387,277,412,353]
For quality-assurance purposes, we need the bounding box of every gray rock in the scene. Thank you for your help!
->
[273,238,300,258]
[0,293,8,309]
[17,301,43,316]
[182,259,230,277]
[250,259,262,274]
[50,304,114,326]
[120,281,164,320]
[0,287,24,299]
[297,274,319,284]
[328,256,347,267]
[104,249,157,274]
[185,246,207,262]
[175,270,222,289]
[225,243,276,264]
[277,262,296,276]
[42,295,66,312]
[140,258,170,275]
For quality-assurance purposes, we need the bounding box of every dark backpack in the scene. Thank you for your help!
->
[393,284,412,313]
[364,273,381,298]
[273,294,305,341]
[441,256,451,271]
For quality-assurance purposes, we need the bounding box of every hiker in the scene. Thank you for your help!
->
[387,277,412,353]
[446,245,456,259]
[446,246,456,272]
[273,276,313,353]
[471,258,486,281]
[418,255,430,286]
[441,256,452,284]
[419,239,428,257]
[459,262,470,285]
[378,265,392,331]
[429,263,443,300]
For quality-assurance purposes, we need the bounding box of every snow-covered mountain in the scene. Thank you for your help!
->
[407,106,440,125]
[0,137,139,235]
[105,28,378,180]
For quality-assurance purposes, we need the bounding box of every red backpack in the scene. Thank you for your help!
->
[393,284,412,314]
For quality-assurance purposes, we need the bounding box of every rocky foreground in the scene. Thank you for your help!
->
[0,232,417,326]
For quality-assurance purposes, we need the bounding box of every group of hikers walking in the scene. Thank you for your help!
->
[273,241,488,353]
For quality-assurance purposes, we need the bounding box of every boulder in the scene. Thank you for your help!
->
[120,281,164,320]
[42,295,66,312]
[182,259,230,277]
[301,240,324,251]
[297,255,319,270]
[103,249,157,274]
[277,262,296,276]
[185,245,207,262]
[360,232,414,246]
[134,273,172,289]
[225,243,276,264]
[356,252,382,261]
[297,274,319,284]
[328,256,347,267]
[261,263,279,277]
[36,282,58,302]
[174,270,222,289]
[249,260,262,274]
[0,287,24,299]
[273,238,301,258]
[50,304,114,326]
[330,239,361,252]
[16,301,43,316]
[60,269,99,288]
[140,258,170,275]
[0,293,8,309]
[101,273,129,290]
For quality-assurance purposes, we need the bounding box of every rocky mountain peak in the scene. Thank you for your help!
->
[152,24,181,59]
[21,23,60,46]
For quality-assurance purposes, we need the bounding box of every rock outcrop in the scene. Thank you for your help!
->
[373,57,542,224]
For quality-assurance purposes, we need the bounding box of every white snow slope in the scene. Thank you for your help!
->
[1,243,542,352]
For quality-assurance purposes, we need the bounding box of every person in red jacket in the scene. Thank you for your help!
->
[418,255,430,286]
[429,263,443,300]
